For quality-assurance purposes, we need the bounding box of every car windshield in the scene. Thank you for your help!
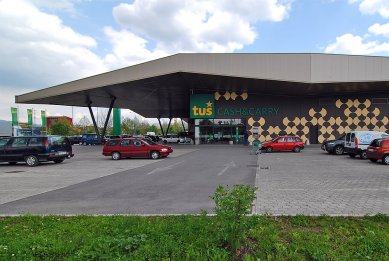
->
[336,134,346,140]
[49,136,68,145]
[142,140,157,145]
[370,139,382,147]
[0,137,10,146]
[270,137,278,142]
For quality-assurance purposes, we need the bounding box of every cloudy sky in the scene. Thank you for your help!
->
[1,0,389,124]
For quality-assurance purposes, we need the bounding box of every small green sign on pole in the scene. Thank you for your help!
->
[11,107,18,126]
[27,109,33,127]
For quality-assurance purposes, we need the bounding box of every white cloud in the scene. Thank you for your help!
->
[349,0,389,18]
[103,27,168,69]
[368,22,389,37]
[0,0,108,122]
[0,0,107,88]
[325,33,389,54]
[112,0,292,53]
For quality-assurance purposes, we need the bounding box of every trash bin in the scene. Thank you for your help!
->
[229,140,233,145]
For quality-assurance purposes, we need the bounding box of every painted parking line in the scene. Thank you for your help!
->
[217,160,237,176]
[146,161,185,175]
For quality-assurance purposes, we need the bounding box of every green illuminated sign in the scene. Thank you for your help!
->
[190,94,214,118]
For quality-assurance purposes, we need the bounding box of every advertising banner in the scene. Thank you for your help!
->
[41,110,46,128]
[11,107,18,126]
[27,109,33,127]
[190,94,214,119]
[113,108,121,136]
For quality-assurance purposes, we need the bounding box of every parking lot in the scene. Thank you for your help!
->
[0,144,388,216]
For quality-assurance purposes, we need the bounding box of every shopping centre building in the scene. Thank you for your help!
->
[16,53,389,144]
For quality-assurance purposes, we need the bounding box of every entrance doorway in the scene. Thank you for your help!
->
[195,119,246,144]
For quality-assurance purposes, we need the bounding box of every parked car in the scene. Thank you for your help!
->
[178,137,194,144]
[344,131,389,159]
[162,134,179,144]
[366,138,389,165]
[0,136,73,167]
[321,134,346,155]
[81,133,101,145]
[68,135,82,145]
[102,138,173,160]
[261,136,304,153]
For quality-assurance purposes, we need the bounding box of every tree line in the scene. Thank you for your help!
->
[49,113,187,136]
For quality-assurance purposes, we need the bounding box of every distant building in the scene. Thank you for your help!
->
[0,120,12,136]
[47,116,73,129]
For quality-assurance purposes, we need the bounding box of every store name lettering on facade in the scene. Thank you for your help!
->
[190,94,280,118]
[216,107,279,117]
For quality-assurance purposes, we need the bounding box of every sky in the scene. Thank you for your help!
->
[2,0,389,125]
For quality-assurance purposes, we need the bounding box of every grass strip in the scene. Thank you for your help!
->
[0,214,388,260]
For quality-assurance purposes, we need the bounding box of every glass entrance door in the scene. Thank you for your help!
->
[195,118,246,144]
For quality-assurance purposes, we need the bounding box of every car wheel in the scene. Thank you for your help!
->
[349,153,356,158]
[112,152,121,160]
[25,155,39,167]
[334,146,344,155]
[53,159,65,164]
[383,155,389,165]
[265,147,273,153]
[8,162,17,165]
[293,146,301,153]
[369,158,378,163]
[360,150,367,160]
[163,140,167,144]
[151,151,160,159]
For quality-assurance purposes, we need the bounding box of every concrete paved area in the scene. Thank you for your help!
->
[0,145,257,215]
[254,145,389,216]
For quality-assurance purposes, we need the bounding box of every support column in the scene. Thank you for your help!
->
[87,103,101,143]
[166,118,172,135]
[180,118,186,132]
[101,97,116,142]
[157,118,165,137]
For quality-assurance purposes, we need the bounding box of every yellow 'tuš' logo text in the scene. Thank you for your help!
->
[192,101,213,116]
[190,95,214,118]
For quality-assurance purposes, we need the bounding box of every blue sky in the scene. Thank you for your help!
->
[1,0,389,123]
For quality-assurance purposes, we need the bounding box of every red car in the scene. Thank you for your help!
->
[261,136,304,153]
[102,138,173,160]
[366,138,389,165]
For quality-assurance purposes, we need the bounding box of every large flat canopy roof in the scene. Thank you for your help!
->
[16,53,389,118]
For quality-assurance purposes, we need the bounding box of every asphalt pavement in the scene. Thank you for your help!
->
[0,145,257,215]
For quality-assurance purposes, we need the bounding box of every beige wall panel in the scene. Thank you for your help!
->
[311,54,349,82]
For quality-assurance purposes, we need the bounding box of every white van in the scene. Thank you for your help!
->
[345,131,389,159]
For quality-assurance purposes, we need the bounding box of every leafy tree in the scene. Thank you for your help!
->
[50,119,71,136]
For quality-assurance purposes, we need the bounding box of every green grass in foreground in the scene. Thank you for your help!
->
[0,214,388,260]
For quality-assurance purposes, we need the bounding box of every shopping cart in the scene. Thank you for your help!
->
[249,140,262,155]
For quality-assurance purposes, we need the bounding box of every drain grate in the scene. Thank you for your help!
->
[5,170,25,173]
